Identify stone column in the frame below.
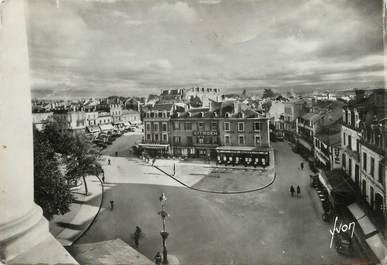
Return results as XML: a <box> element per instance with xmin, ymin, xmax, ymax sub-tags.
<box><xmin>0</xmin><ymin>0</ymin><xmax>50</xmax><ymax>261</ymax></box>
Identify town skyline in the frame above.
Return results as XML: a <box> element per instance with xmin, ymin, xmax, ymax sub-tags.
<box><xmin>27</xmin><ymin>0</ymin><xmax>384</xmax><ymax>99</ymax></box>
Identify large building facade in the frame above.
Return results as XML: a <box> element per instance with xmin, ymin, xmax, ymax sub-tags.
<box><xmin>140</xmin><ymin>102</ymin><xmax>271</xmax><ymax>166</ymax></box>
<box><xmin>341</xmin><ymin>90</ymin><xmax>387</xmax><ymax>228</ymax></box>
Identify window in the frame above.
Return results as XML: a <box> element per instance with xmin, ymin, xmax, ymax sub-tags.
<box><xmin>146</xmin><ymin>134</ymin><xmax>151</xmax><ymax>140</ymax></box>
<box><xmin>162</xmin><ymin>123</ymin><xmax>167</xmax><ymax>132</ymax></box>
<box><xmin>212</xmin><ymin>136</ymin><xmax>217</xmax><ymax>144</ymax></box>
<box><xmin>224</xmin><ymin>122</ymin><xmax>230</xmax><ymax>131</ymax></box>
<box><xmin>198</xmin><ymin>122</ymin><xmax>204</xmax><ymax>131</ymax></box>
<box><xmin>187</xmin><ymin>136</ymin><xmax>193</xmax><ymax>145</ymax></box>
<box><xmin>238</xmin><ymin>122</ymin><xmax>244</xmax><ymax>132</ymax></box>
<box><xmin>174</xmin><ymin>136</ymin><xmax>181</xmax><ymax>144</ymax></box>
<box><xmin>224</xmin><ymin>135</ymin><xmax>230</xmax><ymax>145</ymax></box>
<box><xmin>254</xmin><ymin>122</ymin><xmax>261</xmax><ymax>131</ymax></box>
<box><xmin>363</xmin><ymin>152</ymin><xmax>367</xmax><ymax>171</ymax></box>
<box><xmin>342</xmin><ymin>153</ymin><xmax>346</xmax><ymax>168</ymax></box>
<box><xmin>184</xmin><ymin>122</ymin><xmax>192</xmax><ymax>130</ymax></box>
<box><xmin>198</xmin><ymin>136</ymin><xmax>204</xmax><ymax>144</ymax></box>
<box><xmin>155</xmin><ymin>134</ymin><xmax>159</xmax><ymax>141</ymax></box>
<box><xmin>255</xmin><ymin>135</ymin><xmax>261</xmax><ymax>145</ymax></box>
<box><xmin>378</xmin><ymin>162</ymin><xmax>383</xmax><ymax>184</ymax></box>
<box><xmin>162</xmin><ymin>134</ymin><xmax>168</xmax><ymax>141</ymax></box>
<box><xmin>348</xmin><ymin>135</ymin><xmax>352</xmax><ymax>150</ymax></box>
<box><xmin>154</xmin><ymin>123</ymin><xmax>159</xmax><ymax>132</ymax></box>
<box><xmin>239</xmin><ymin>135</ymin><xmax>245</xmax><ymax>144</ymax></box>
<box><xmin>174</xmin><ymin>121</ymin><xmax>180</xmax><ymax>130</ymax></box>
<box><xmin>370</xmin><ymin>157</ymin><xmax>375</xmax><ymax>177</ymax></box>
<box><xmin>146</xmin><ymin>123</ymin><xmax>151</xmax><ymax>132</ymax></box>
<box><xmin>211</xmin><ymin>122</ymin><xmax>217</xmax><ymax>131</ymax></box>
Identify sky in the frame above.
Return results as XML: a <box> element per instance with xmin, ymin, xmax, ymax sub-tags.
<box><xmin>27</xmin><ymin>0</ymin><xmax>384</xmax><ymax>99</ymax></box>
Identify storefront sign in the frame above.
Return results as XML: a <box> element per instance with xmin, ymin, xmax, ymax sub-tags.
<box><xmin>193</xmin><ymin>131</ymin><xmax>218</xmax><ymax>136</ymax></box>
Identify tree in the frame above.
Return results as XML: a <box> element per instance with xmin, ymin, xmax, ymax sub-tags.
<box><xmin>262</xmin><ymin>100</ymin><xmax>272</xmax><ymax>113</ymax></box>
<box><xmin>33</xmin><ymin>129</ymin><xmax>73</xmax><ymax>220</ymax></box>
<box><xmin>262</xmin><ymin>88</ymin><xmax>276</xmax><ymax>99</ymax></box>
<box><xmin>65</xmin><ymin>135</ymin><xmax>103</xmax><ymax>196</ymax></box>
<box><xmin>242</xmin><ymin>89</ymin><xmax>247</xmax><ymax>98</ymax></box>
<box><xmin>190</xmin><ymin>96</ymin><xmax>203</xmax><ymax>108</ymax></box>
<box><xmin>42</xmin><ymin>123</ymin><xmax>102</xmax><ymax>196</ymax></box>
<box><xmin>42</xmin><ymin>121</ymin><xmax>77</xmax><ymax>156</ymax></box>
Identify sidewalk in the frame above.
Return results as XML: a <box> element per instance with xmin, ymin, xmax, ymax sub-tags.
<box><xmin>49</xmin><ymin>175</ymin><xmax>104</xmax><ymax>246</ymax></box>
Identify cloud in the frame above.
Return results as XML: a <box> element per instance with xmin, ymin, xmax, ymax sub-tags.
<box><xmin>149</xmin><ymin>2</ymin><xmax>198</xmax><ymax>24</ymax></box>
<box><xmin>27</xmin><ymin>0</ymin><xmax>383</xmax><ymax>98</ymax></box>
<box><xmin>198</xmin><ymin>0</ymin><xmax>222</xmax><ymax>4</ymax></box>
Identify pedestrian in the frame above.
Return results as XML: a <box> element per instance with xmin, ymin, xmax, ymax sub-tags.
<box><xmin>300</xmin><ymin>162</ymin><xmax>304</xmax><ymax>170</ymax></box>
<box><xmin>115</xmin><ymin>151</ymin><xmax>118</xmax><ymax>157</ymax></box>
<box><xmin>297</xmin><ymin>185</ymin><xmax>301</xmax><ymax>198</ymax></box>
<box><xmin>154</xmin><ymin>251</ymin><xmax>162</xmax><ymax>265</ymax></box>
<box><xmin>290</xmin><ymin>185</ymin><xmax>295</xmax><ymax>197</ymax></box>
<box><xmin>110</xmin><ymin>200</ymin><xmax>114</xmax><ymax>210</ymax></box>
<box><xmin>108</xmin><ymin>158</ymin><xmax>111</xmax><ymax>165</ymax></box>
<box><xmin>134</xmin><ymin>226</ymin><xmax>142</xmax><ymax>248</ymax></box>
<box><xmin>102</xmin><ymin>175</ymin><xmax>105</xmax><ymax>183</ymax></box>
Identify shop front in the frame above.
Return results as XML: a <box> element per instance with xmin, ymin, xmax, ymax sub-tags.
<box><xmin>216</xmin><ymin>146</ymin><xmax>270</xmax><ymax>167</ymax></box>
<box><xmin>137</xmin><ymin>143</ymin><xmax>169</xmax><ymax>158</ymax></box>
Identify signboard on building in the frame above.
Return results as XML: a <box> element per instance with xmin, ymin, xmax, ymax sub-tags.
<box><xmin>193</xmin><ymin>131</ymin><xmax>218</xmax><ymax>136</ymax></box>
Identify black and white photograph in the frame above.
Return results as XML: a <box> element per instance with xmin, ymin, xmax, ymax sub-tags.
<box><xmin>0</xmin><ymin>0</ymin><xmax>386</xmax><ymax>264</ymax></box>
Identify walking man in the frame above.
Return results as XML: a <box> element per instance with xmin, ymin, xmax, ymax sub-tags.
<box><xmin>134</xmin><ymin>226</ymin><xmax>142</xmax><ymax>248</ymax></box>
<box><xmin>300</xmin><ymin>162</ymin><xmax>304</xmax><ymax>170</ymax></box>
<box><xmin>290</xmin><ymin>185</ymin><xmax>295</xmax><ymax>197</ymax></box>
<box><xmin>102</xmin><ymin>175</ymin><xmax>105</xmax><ymax>183</ymax></box>
<box><xmin>297</xmin><ymin>185</ymin><xmax>301</xmax><ymax>198</ymax></box>
<box><xmin>154</xmin><ymin>251</ymin><xmax>162</xmax><ymax>265</ymax></box>
<box><xmin>110</xmin><ymin>200</ymin><xmax>114</xmax><ymax>210</ymax></box>
<box><xmin>108</xmin><ymin>158</ymin><xmax>111</xmax><ymax>165</ymax></box>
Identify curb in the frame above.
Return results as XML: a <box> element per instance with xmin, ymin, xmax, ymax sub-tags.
<box><xmin>153</xmin><ymin>150</ymin><xmax>277</xmax><ymax>195</ymax></box>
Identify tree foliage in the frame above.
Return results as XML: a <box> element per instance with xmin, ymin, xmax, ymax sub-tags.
<box><xmin>262</xmin><ymin>100</ymin><xmax>272</xmax><ymax>113</ymax></box>
<box><xmin>33</xmin><ymin>129</ymin><xmax>73</xmax><ymax>220</ymax></box>
<box><xmin>65</xmin><ymin>135</ymin><xmax>103</xmax><ymax>195</ymax></box>
<box><xmin>33</xmin><ymin>123</ymin><xmax>103</xmax><ymax>219</ymax></box>
<box><xmin>189</xmin><ymin>96</ymin><xmax>203</xmax><ymax>108</ymax></box>
<box><xmin>262</xmin><ymin>88</ymin><xmax>276</xmax><ymax>99</ymax></box>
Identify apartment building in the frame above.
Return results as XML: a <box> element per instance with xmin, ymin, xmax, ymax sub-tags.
<box><xmin>140</xmin><ymin>101</ymin><xmax>271</xmax><ymax>166</ymax></box>
<box><xmin>342</xmin><ymin>89</ymin><xmax>386</xmax><ymax>223</ymax></box>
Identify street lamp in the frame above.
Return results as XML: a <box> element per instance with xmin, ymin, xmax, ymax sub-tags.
<box><xmin>158</xmin><ymin>193</ymin><xmax>169</xmax><ymax>264</ymax></box>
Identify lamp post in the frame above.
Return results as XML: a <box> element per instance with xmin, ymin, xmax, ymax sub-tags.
<box><xmin>158</xmin><ymin>193</ymin><xmax>169</xmax><ymax>264</ymax></box>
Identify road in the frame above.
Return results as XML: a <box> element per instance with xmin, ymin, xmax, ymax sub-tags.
<box><xmin>73</xmin><ymin>134</ymin><xmax>357</xmax><ymax>264</ymax></box>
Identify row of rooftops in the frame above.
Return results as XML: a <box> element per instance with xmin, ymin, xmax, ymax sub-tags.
<box><xmin>144</xmin><ymin>101</ymin><xmax>267</xmax><ymax>120</ymax></box>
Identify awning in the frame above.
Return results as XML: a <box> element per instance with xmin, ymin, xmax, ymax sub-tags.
<box><xmin>347</xmin><ymin>203</ymin><xmax>366</xmax><ymax>220</ymax></box>
<box><xmin>87</xmin><ymin>126</ymin><xmax>100</xmax><ymax>133</ymax></box>
<box><xmin>99</xmin><ymin>124</ymin><xmax>114</xmax><ymax>131</ymax></box>
<box><xmin>366</xmin><ymin>234</ymin><xmax>387</xmax><ymax>264</ymax></box>
<box><xmin>138</xmin><ymin>143</ymin><xmax>169</xmax><ymax>150</ymax></box>
<box><xmin>298</xmin><ymin>138</ymin><xmax>312</xmax><ymax>151</ymax></box>
<box><xmin>358</xmin><ymin>216</ymin><xmax>377</xmax><ymax>235</ymax></box>
<box><xmin>318</xmin><ymin>172</ymin><xmax>333</xmax><ymax>195</ymax></box>
<box><xmin>216</xmin><ymin>146</ymin><xmax>270</xmax><ymax>154</ymax></box>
